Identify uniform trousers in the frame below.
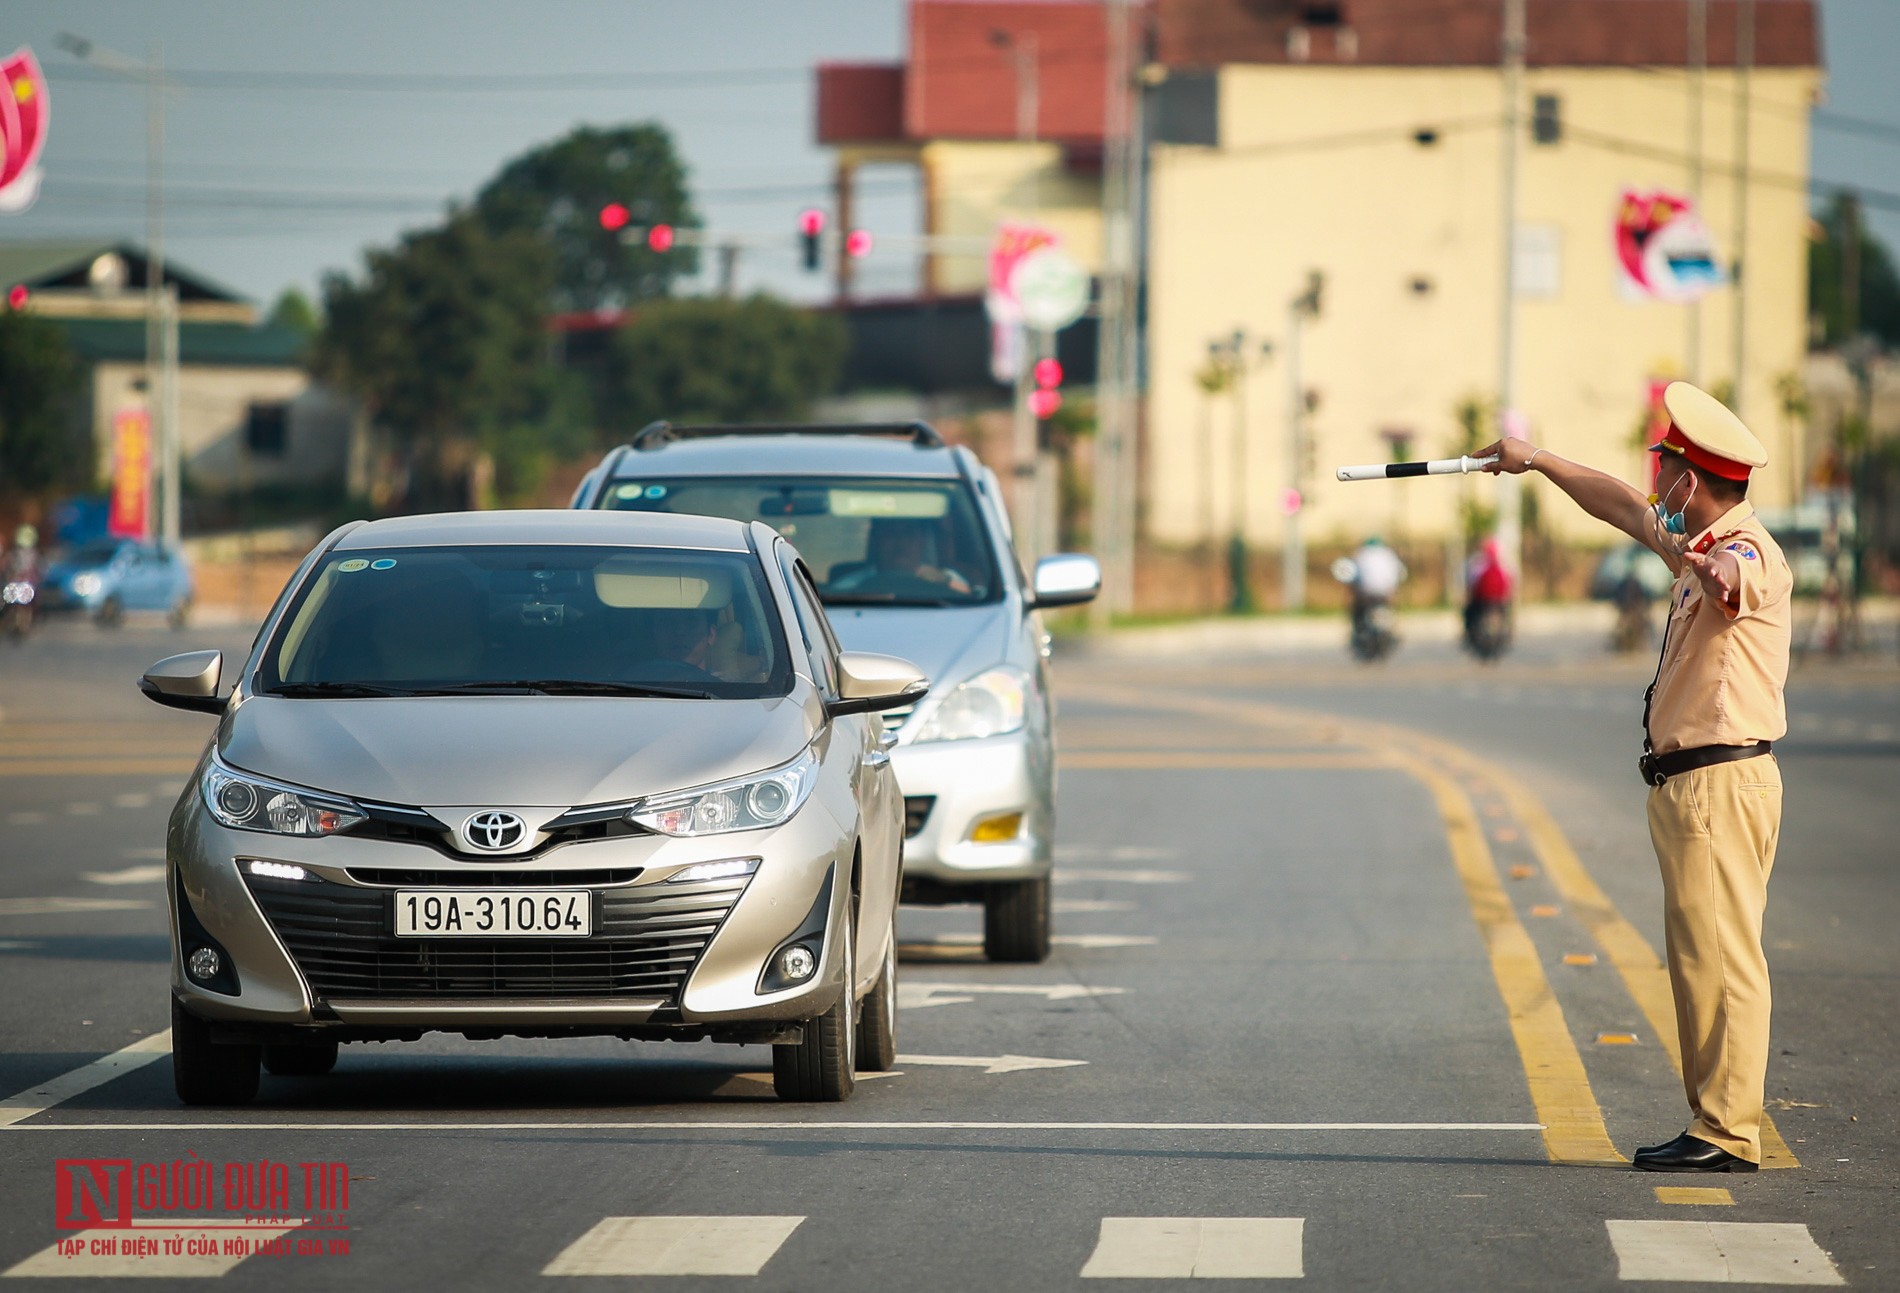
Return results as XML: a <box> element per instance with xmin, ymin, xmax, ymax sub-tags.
<box><xmin>1645</xmin><ymin>752</ymin><xmax>1783</xmax><ymax>1163</ymax></box>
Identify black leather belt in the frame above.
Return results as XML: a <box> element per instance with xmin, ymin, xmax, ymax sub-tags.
<box><xmin>1639</xmin><ymin>741</ymin><xmax>1772</xmax><ymax>787</ymax></box>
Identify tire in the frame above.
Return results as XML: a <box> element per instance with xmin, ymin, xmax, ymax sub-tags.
<box><xmin>262</xmin><ymin>1038</ymin><xmax>339</xmax><ymax>1077</ymax></box>
<box><xmin>95</xmin><ymin>597</ymin><xmax>123</xmax><ymax>629</ymax></box>
<box><xmin>854</xmin><ymin>918</ymin><xmax>898</xmax><ymax>1072</ymax></box>
<box><xmin>984</xmin><ymin>876</ymin><xmax>1051</xmax><ymax>963</ymax></box>
<box><xmin>171</xmin><ymin>997</ymin><xmax>260</xmax><ymax>1106</ymax></box>
<box><xmin>773</xmin><ymin>915</ymin><xmax>857</xmax><ymax>1102</ymax></box>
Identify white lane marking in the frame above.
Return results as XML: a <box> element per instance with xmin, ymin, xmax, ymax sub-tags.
<box><xmin>544</xmin><ymin>1216</ymin><xmax>803</xmax><ymax>1277</ymax></box>
<box><xmin>0</xmin><ymin>897</ymin><xmax>153</xmax><ymax>916</ymax></box>
<box><xmin>6</xmin><ymin>1120</ymin><xmax>1546</xmax><ymax>1133</ymax></box>
<box><xmin>924</xmin><ymin>932</ymin><xmax>1157</xmax><ymax>950</ymax></box>
<box><xmin>1055</xmin><ymin>845</ymin><xmax>1182</xmax><ymax>862</ymax></box>
<box><xmin>1606</xmin><ymin>1221</ymin><xmax>1844</xmax><ymax>1285</ymax></box>
<box><xmin>84</xmin><ymin>865</ymin><xmax>167</xmax><ymax>886</ymax></box>
<box><xmin>122</xmin><ymin>847</ymin><xmax>166</xmax><ymax>860</ymax></box>
<box><xmin>3</xmin><ymin>1220</ymin><xmax>307</xmax><ymax>1279</ymax></box>
<box><xmin>898</xmin><ymin>982</ymin><xmax>1127</xmax><ymax>1010</ymax></box>
<box><xmin>1055</xmin><ymin>868</ymin><xmax>1190</xmax><ymax>885</ymax></box>
<box><xmin>113</xmin><ymin>793</ymin><xmax>153</xmax><ymax>809</ymax></box>
<box><xmin>1081</xmin><ymin>1218</ymin><xmax>1305</xmax><ymax>1279</ymax></box>
<box><xmin>6</xmin><ymin>811</ymin><xmax>46</xmax><ymax>825</ymax></box>
<box><xmin>733</xmin><ymin>1070</ymin><xmax>904</xmax><ymax>1085</ymax></box>
<box><xmin>895</xmin><ymin>1053</ymin><xmax>1087</xmax><ymax>1074</ymax></box>
<box><xmin>0</xmin><ymin>1032</ymin><xmax>171</xmax><ymax>1128</ymax></box>
<box><xmin>66</xmin><ymin>802</ymin><xmax>102</xmax><ymax>816</ymax></box>
<box><xmin>1054</xmin><ymin>899</ymin><xmax>1138</xmax><ymax>914</ymax></box>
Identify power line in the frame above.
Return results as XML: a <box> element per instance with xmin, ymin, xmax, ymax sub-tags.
<box><xmin>1564</xmin><ymin>123</ymin><xmax>1900</xmax><ymax>213</ymax></box>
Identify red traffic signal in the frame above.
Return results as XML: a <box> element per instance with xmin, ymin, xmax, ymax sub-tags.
<box><xmin>5</xmin><ymin>284</ymin><xmax>26</xmax><ymax>310</ymax></box>
<box><xmin>798</xmin><ymin>208</ymin><xmax>826</xmax><ymax>237</ymax></box>
<box><xmin>647</xmin><ymin>224</ymin><xmax>676</xmax><ymax>253</ymax></box>
<box><xmin>1027</xmin><ymin>388</ymin><xmax>1062</xmax><ymax>420</ymax></box>
<box><xmin>844</xmin><ymin>229</ymin><xmax>873</xmax><ymax>258</ymax></box>
<box><xmin>599</xmin><ymin>203</ymin><xmax>631</xmax><ymax>231</ymax></box>
<box><xmin>1033</xmin><ymin>357</ymin><xmax>1062</xmax><ymax>389</ymax></box>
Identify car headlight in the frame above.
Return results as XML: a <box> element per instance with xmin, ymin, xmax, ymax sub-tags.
<box><xmin>913</xmin><ymin>667</ymin><xmax>1028</xmax><ymax>742</ymax></box>
<box><xmin>628</xmin><ymin>745</ymin><xmax>820</xmax><ymax>837</ymax></box>
<box><xmin>201</xmin><ymin>754</ymin><xmax>365</xmax><ymax>837</ymax></box>
<box><xmin>71</xmin><ymin>573</ymin><xmax>104</xmax><ymax>597</ymax></box>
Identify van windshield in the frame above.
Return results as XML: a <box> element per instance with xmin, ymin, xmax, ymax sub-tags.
<box><xmin>260</xmin><ymin>545</ymin><xmax>791</xmax><ymax>700</ymax></box>
<box><xmin>599</xmin><ymin>476</ymin><xmax>1001</xmax><ymax>607</ymax></box>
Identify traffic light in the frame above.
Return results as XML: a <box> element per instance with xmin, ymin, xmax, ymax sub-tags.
<box><xmin>5</xmin><ymin>284</ymin><xmax>26</xmax><ymax>310</ymax></box>
<box><xmin>799</xmin><ymin>209</ymin><xmax>826</xmax><ymax>272</ymax></box>
<box><xmin>646</xmin><ymin>224</ymin><xmax>675</xmax><ymax>253</ymax></box>
<box><xmin>598</xmin><ymin>203</ymin><xmax>630</xmax><ymax>231</ymax></box>
<box><xmin>1029</xmin><ymin>355</ymin><xmax>1063</xmax><ymax>420</ymax></box>
<box><xmin>1532</xmin><ymin>93</ymin><xmax>1562</xmax><ymax>145</ymax></box>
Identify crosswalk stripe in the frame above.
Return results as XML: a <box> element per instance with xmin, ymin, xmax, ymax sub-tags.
<box><xmin>2</xmin><ymin>1221</ymin><xmax>305</xmax><ymax>1278</ymax></box>
<box><xmin>543</xmin><ymin>1216</ymin><xmax>803</xmax><ymax>1277</ymax></box>
<box><xmin>1605</xmin><ymin>1221</ymin><xmax>1844</xmax><ymax>1285</ymax></box>
<box><xmin>1081</xmin><ymin>1218</ymin><xmax>1305</xmax><ymax>1280</ymax></box>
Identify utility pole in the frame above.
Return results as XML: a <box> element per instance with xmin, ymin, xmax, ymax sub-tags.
<box><xmin>994</xmin><ymin>27</ymin><xmax>1045</xmax><ymax>561</ymax></box>
<box><xmin>1495</xmin><ymin>0</ymin><xmax>1526</xmax><ymax>577</ymax></box>
<box><xmin>1686</xmin><ymin>0</ymin><xmax>1707</xmax><ymax>385</ymax></box>
<box><xmin>1285</xmin><ymin>275</ymin><xmax>1321</xmax><ymax>611</ymax></box>
<box><xmin>59</xmin><ymin>33</ymin><xmax>178</xmax><ymax>552</ymax></box>
<box><xmin>1730</xmin><ymin>0</ymin><xmax>1756</xmax><ymax>421</ymax></box>
<box><xmin>1091</xmin><ymin>0</ymin><xmax>1136</xmax><ymax>625</ymax></box>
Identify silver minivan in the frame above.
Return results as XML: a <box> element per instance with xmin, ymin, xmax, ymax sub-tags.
<box><xmin>572</xmin><ymin>423</ymin><xmax>1100</xmax><ymax>961</ymax></box>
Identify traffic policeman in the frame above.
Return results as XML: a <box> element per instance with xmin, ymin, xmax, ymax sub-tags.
<box><xmin>1480</xmin><ymin>381</ymin><xmax>1791</xmax><ymax>1173</ymax></box>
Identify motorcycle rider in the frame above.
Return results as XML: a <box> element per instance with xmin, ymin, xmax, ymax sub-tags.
<box><xmin>1348</xmin><ymin>535</ymin><xmax>1406</xmax><ymax>644</ymax></box>
<box><xmin>1463</xmin><ymin>536</ymin><xmax>1515</xmax><ymax>654</ymax></box>
<box><xmin>2</xmin><ymin>525</ymin><xmax>43</xmax><ymax>639</ymax></box>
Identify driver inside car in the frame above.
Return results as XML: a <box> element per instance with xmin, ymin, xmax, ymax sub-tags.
<box><xmin>830</xmin><ymin>518</ymin><xmax>971</xmax><ymax>596</ymax></box>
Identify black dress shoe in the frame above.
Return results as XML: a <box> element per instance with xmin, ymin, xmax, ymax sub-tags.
<box><xmin>1632</xmin><ymin>1133</ymin><xmax>1759</xmax><ymax>1173</ymax></box>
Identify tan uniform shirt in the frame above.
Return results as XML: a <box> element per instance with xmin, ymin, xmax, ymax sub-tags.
<box><xmin>1641</xmin><ymin>501</ymin><xmax>1793</xmax><ymax>754</ymax></box>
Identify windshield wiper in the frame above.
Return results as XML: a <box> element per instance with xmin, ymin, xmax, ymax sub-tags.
<box><xmin>417</xmin><ymin>679</ymin><xmax>717</xmax><ymax>700</ymax></box>
<box><xmin>266</xmin><ymin>682</ymin><xmax>420</xmax><ymax>698</ymax></box>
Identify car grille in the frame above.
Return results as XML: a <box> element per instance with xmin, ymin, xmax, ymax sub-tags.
<box><xmin>243</xmin><ymin>871</ymin><xmax>746</xmax><ymax>1002</ymax></box>
<box><xmin>903</xmin><ymin>796</ymin><xmax>935</xmax><ymax>839</ymax></box>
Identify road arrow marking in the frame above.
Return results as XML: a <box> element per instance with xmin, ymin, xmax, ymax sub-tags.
<box><xmin>83</xmin><ymin>864</ymin><xmax>166</xmax><ymax>886</ymax></box>
<box><xmin>898</xmin><ymin>982</ymin><xmax>1127</xmax><ymax>1010</ymax></box>
<box><xmin>0</xmin><ymin>897</ymin><xmax>153</xmax><ymax>916</ymax></box>
<box><xmin>895</xmin><ymin>1053</ymin><xmax>1087</xmax><ymax>1074</ymax></box>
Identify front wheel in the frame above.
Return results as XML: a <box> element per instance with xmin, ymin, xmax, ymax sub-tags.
<box><xmin>984</xmin><ymin>876</ymin><xmax>1051</xmax><ymax>963</ymax></box>
<box><xmin>773</xmin><ymin>916</ymin><xmax>857</xmax><ymax>1102</ymax></box>
<box><xmin>171</xmin><ymin>997</ymin><xmax>260</xmax><ymax>1106</ymax></box>
<box><xmin>855</xmin><ymin>918</ymin><xmax>898</xmax><ymax>1072</ymax></box>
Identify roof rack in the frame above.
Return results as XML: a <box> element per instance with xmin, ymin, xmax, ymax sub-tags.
<box><xmin>629</xmin><ymin>421</ymin><xmax>946</xmax><ymax>451</ymax></box>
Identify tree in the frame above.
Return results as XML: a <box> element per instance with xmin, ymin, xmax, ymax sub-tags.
<box><xmin>267</xmin><ymin>288</ymin><xmax>320</xmax><ymax>338</ymax></box>
<box><xmin>315</xmin><ymin>213</ymin><xmax>573</xmax><ymax>508</ymax></box>
<box><xmin>474</xmin><ymin>124</ymin><xmax>698</xmax><ymax>312</ymax></box>
<box><xmin>0</xmin><ymin>309</ymin><xmax>87</xmax><ymax>501</ymax></box>
<box><xmin>601</xmin><ymin>296</ymin><xmax>846</xmax><ymax>435</ymax></box>
<box><xmin>1809</xmin><ymin>193</ymin><xmax>1900</xmax><ymax>348</ymax></box>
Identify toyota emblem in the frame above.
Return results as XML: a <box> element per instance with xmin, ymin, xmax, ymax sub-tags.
<box><xmin>463</xmin><ymin>810</ymin><xmax>527</xmax><ymax>852</ymax></box>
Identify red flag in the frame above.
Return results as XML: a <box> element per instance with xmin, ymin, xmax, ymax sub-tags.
<box><xmin>0</xmin><ymin>47</ymin><xmax>50</xmax><ymax>211</ymax></box>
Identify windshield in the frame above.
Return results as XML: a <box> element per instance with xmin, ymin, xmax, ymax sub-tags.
<box><xmin>260</xmin><ymin>545</ymin><xmax>791</xmax><ymax>699</ymax></box>
<box><xmin>63</xmin><ymin>541</ymin><xmax>124</xmax><ymax>566</ymax></box>
<box><xmin>598</xmin><ymin>475</ymin><xmax>1001</xmax><ymax>606</ymax></box>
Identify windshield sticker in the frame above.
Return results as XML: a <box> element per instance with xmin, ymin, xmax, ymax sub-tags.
<box><xmin>370</xmin><ymin>559</ymin><xmax>398</xmax><ymax>570</ymax></box>
<box><xmin>337</xmin><ymin>559</ymin><xmax>369</xmax><ymax>572</ymax></box>
<box><xmin>646</xmin><ymin>485</ymin><xmax>668</xmax><ymax>499</ymax></box>
<box><xmin>613</xmin><ymin>483</ymin><xmax>644</xmax><ymax>500</ymax></box>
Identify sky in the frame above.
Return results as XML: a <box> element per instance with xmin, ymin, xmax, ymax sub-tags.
<box><xmin>4</xmin><ymin>0</ymin><xmax>1898</xmax><ymax>312</ymax></box>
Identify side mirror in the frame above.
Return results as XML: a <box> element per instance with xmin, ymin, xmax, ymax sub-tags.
<box><xmin>1029</xmin><ymin>553</ymin><xmax>1102</xmax><ymax>609</ymax></box>
<box><xmin>139</xmin><ymin>650</ymin><xmax>226</xmax><ymax>714</ymax></box>
<box><xmin>827</xmin><ymin>651</ymin><xmax>929</xmax><ymax>718</ymax></box>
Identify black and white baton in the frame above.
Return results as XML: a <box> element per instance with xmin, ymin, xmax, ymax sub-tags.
<box><xmin>1335</xmin><ymin>455</ymin><xmax>1498</xmax><ymax>482</ymax></box>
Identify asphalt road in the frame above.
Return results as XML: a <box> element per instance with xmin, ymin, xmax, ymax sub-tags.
<box><xmin>0</xmin><ymin>610</ymin><xmax>1894</xmax><ymax>1289</ymax></box>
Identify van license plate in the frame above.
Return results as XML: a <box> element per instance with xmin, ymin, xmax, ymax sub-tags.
<box><xmin>394</xmin><ymin>890</ymin><xmax>591</xmax><ymax>937</ymax></box>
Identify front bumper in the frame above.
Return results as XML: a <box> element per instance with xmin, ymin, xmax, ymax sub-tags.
<box><xmin>890</xmin><ymin>730</ymin><xmax>1051</xmax><ymax>889</ymax></box>
<box><xmin>168</xmin><ymin>790</ymin><xmax>855</xmax><ymax>1039</ymax></box>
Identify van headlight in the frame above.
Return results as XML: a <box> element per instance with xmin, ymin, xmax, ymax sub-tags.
<box><xmin>201</xmin><ymin>754</ymin><xmax>365</xmax><ymax>837</ymax></box>
<box><xmin>913</xmin><ymin>667</ymin><xmax>1028</xmax><ymax>742</ymax></box>
<box><xmin>71</xmin><ymin>572</ymin><xmax>104</xmax><ymax>598</ymax></box>
<box><xmin>629</xmin><ymin>745</ymin><xmax>819</xmax><ymax>837</ymax></box>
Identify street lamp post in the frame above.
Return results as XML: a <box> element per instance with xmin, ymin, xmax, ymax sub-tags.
<box><xmin>57</xmin><ymin>33</ymin><xmax>180</xmax><ymax>553</ymax></box>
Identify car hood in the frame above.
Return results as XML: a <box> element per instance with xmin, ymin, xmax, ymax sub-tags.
<box><xmin>820</xmin><ymin>603</ymin><xmax>1014</xmax><ymax>695</ymax></box>
<box><xmin>219</xmin><ymin>693</ymin><xmax>817</xmax><ymax>808</ymax></box>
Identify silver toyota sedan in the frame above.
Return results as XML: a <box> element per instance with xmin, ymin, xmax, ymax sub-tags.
<box><xmin>141</xmin><ymin>510</ymin><xmax>924</xmax><ymax>1105</ymax></box>
<box><xmin>571</xmin><ymin>424</ymin><xmax>1101</xmax><ymax>962</ymax></box>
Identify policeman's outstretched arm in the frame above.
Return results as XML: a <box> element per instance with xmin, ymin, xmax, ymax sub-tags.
<box><xmin>1476</xmin><ymin>439</ymin><xmax>1655</xmax><ymax>547</ymax></box>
